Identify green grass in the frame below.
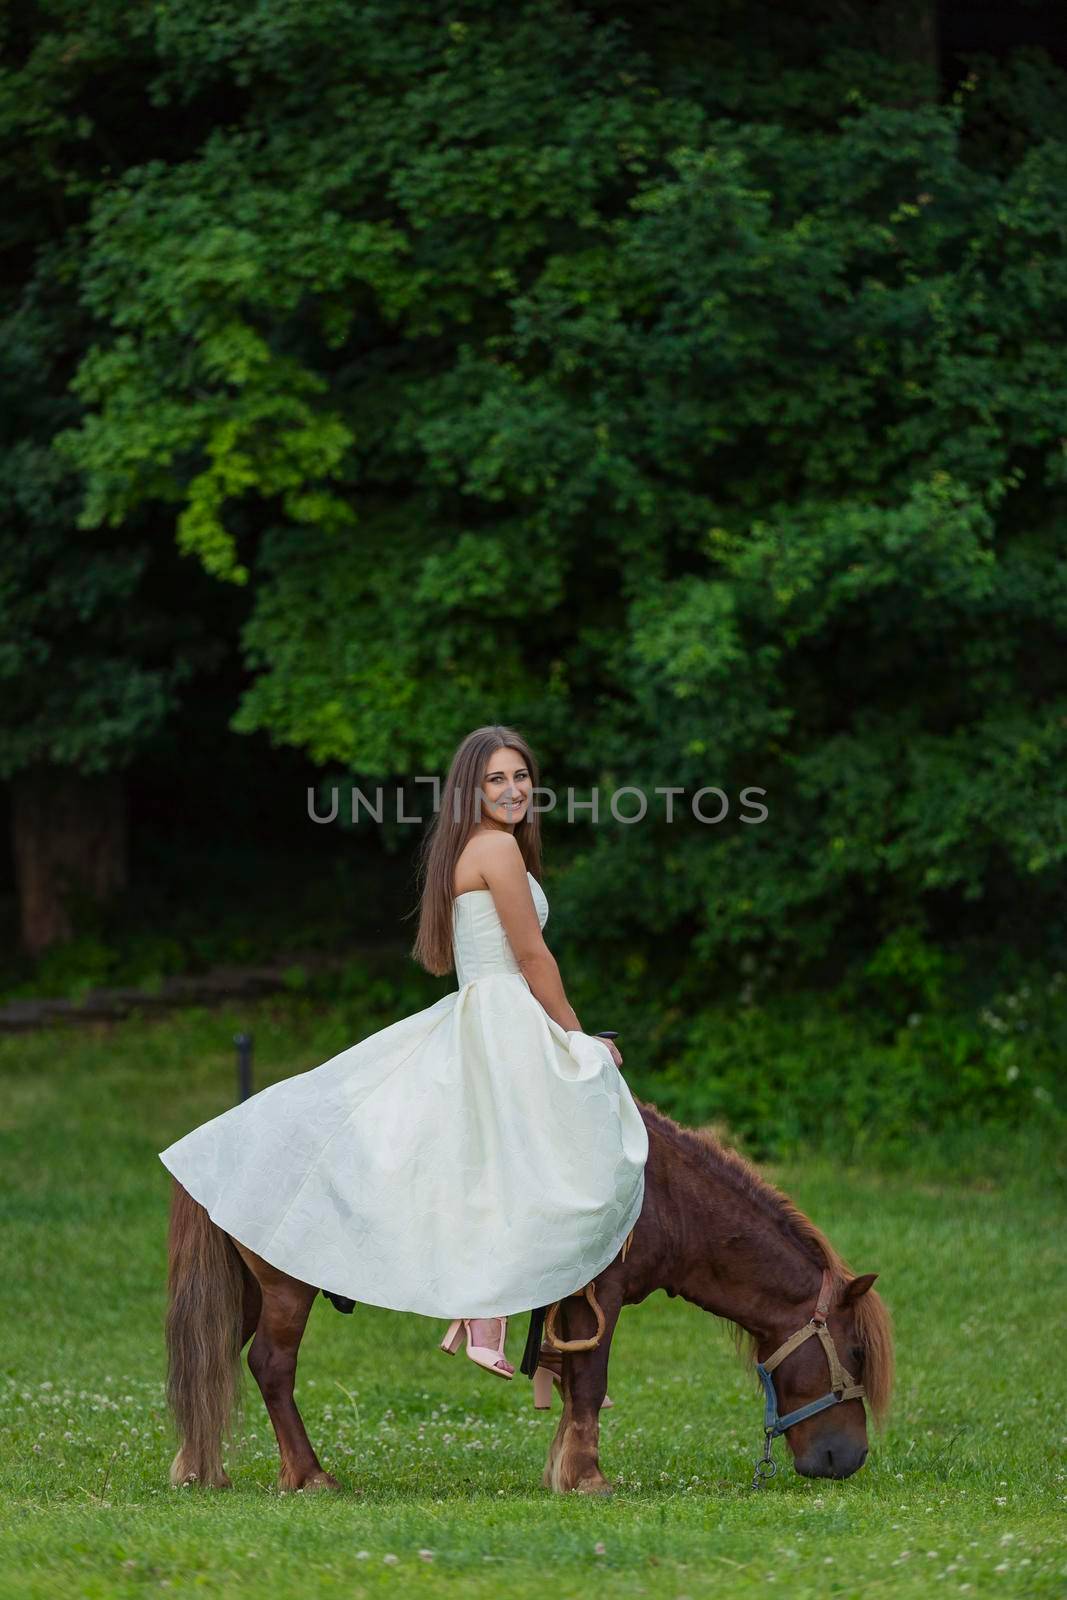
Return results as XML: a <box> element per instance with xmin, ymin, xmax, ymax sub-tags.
<box><xmin>1</xmin><ymin>998</ymin><xmax>1064</xmax><ymax>1598</ymax></box>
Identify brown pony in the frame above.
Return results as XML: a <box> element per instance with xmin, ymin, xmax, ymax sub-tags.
<box><xmin>164</xmin><ymin>1100</ymin><xmax>893</xmax><ymax>1494</ymax></box>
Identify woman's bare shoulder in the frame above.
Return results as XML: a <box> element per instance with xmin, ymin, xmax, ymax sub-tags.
<box><xmin>453</xmin><ymin>830</ymin><xmax>522</xmax><ymax>894</ymax></box>
<box><xmin>472</xmin><ymin>830</ymin><xmax>523</xmax><ymax>867</ymax></box>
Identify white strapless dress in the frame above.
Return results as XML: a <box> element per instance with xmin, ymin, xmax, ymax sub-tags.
<box><xmin>158</xmin><ymin>871</ymin><xmax>648</xmax><ymax>1318</ymax></box>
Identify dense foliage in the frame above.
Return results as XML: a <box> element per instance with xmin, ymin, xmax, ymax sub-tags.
<box><xmin>2</xmin><ymin>2</ymin><xmax>1066</xmax><ymax>1142</ymax></box>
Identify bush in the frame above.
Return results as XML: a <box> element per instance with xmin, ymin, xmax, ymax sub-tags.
<box><xmin>639</xmin><ymin>968</ymin><xmax>1066</xmax><ymax>1161</ymax></box>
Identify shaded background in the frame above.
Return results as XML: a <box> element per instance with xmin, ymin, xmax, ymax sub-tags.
<box><xmin>1</xmin><ymin>0</ymin><xmax>1065</xmax><ymax>1158</ymax></box>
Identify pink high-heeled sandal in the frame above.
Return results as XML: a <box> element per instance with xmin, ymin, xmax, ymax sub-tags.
<box><xmin>439</xmin><ymin>1316</ymin><xmax>514</xmax><ymax>1379</ymax></box>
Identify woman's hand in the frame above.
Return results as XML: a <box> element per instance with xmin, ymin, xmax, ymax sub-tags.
<box><xmin>567</xmin><ymin>1029</ymin><xmax>624</xmax><ymax>1068</ymax></box>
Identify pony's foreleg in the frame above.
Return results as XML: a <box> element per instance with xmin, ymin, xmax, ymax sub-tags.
<box><xmin>543</xmin><ymin>1287</ymin><xmax>621</xmax><ymax>1495</ymax></box>
<box><xmin>232</xmin><ymin>1243</ymin><xmax>340</xmax><ymax>1494</ymax></box>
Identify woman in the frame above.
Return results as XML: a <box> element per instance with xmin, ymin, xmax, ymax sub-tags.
<box><xmin>158</xmin><ymin>725</ymin><xmax>649</xmax><ymax>1384</ymax></box>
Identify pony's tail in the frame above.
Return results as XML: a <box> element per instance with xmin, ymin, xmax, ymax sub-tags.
<box><xmin>164</xmin><ymin>1178</ymin><xmax>246</xmax><ymax>1487</ymax></box>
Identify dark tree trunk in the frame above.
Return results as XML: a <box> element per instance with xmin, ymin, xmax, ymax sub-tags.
<box><xmin>11</xmin><ymin>765</ymin><xmax>128</xmax><ymax>956</ymax></box>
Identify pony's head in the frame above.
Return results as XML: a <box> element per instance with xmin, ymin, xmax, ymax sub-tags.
<box><xmin>755</xmin><ymin>1270</ymin><xmax>894</xmax><ymax>1480</ymax></box>
<box><xmin>637</xmin><ymin>1108</ymin><xmax>896</xmax><ymax>1484</ymax></box>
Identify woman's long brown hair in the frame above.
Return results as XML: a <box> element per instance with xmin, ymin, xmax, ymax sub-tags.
<box><xmin>409</xmin><ymin>725</ymin><xmax>543</xmax><ymax>976</ymax></box>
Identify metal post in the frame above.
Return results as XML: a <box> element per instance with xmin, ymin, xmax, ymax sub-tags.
<box><xmin>234</xmin><ymin>1031</ymin><xmax>253</xmax><ymax>1103</ymax></box>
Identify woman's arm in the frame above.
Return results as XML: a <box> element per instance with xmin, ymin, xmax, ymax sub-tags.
<box><xmin>517</xmin><ymin>948</ymin><xmax>583</xmax><ymax>1034</ymax></box>
<box><xmin>478</xmin><ymin>836</ymin><xmax>584</xmax><ymax>1033</ymax></box>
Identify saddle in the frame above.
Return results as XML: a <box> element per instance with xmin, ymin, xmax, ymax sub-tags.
<box><xmin>320</xmin><ymin>1226</ymin><xmax>636</xmax><ymax>1388</ymax></box>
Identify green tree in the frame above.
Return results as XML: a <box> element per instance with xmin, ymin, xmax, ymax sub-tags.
<box><xmin>16</xmin><ymin>0</ymin><xmax>1067</xmax><ymax>987</ymax></box>
<box><xmin>0</xmin><ymin>5</ymin><xmax>236</xmax><ymax>951</ymax></box>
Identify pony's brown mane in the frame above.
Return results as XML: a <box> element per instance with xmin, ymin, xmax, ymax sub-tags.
<box><xmin>641</xmin><ymin>1102</ymin><xmax>894</xmax><ymax>1424</ymax></box>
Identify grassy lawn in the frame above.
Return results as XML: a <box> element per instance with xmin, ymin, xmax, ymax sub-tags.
<box><xmin>1</xmin><ymin>999</ymin><xmax>1064</xmax><ymax>1598</ymax></box>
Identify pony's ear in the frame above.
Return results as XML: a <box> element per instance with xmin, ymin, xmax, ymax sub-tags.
<box><xmin>842</xmin><ymin>1272</ymin><xmax>879</xmax><ymax>1304</ymax></box>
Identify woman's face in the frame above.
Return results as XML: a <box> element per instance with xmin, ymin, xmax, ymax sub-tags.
<box><xmin>479</xmin><ymin>746</ymin><xmax>532</xmax><ymax>828</ymax></box>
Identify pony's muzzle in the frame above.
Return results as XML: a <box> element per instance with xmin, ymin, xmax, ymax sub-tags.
<box><xmin>792</xmin><ymin>1435</ymin><xmax>868</xmax><ymax>1480</ymax></box>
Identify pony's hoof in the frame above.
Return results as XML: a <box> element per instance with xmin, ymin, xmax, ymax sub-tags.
<box><xmin>304</xmin><ymin>1471</ymin><xmax>342</xmax><ymax>1493</ymax></box>
<box><xmin>575</xmin><ymin>1475</ymin><xmax>614</xmax><ymax>1496</ymax></box>
<box><xmin>169</xmin><ymin>1453</ymin><xmax>231</xmax><ymax>1489</ymax></box>
<box><xmin>279</xmin><ymin>1469</ymin><xmax>342</xmax><ymax>1494</ymax></box>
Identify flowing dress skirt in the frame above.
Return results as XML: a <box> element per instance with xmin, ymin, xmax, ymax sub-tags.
<box><xmin>159</xmin><ymin>972</ymin><xmax>649</xmax><ymax>1318</ymax></box>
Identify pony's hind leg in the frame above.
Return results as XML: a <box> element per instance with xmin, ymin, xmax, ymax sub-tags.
<box><xmin>239</xmin><ymin>1254</ymin><xmax>262</xmax><ymax>1348</ymax></box>
<box><xmin>232</xmin><ymin>1242</ymin><xmax>341</xmax><ymax>1494</ymax></box>
<box><xmin>165</xmin><ymin>1181</ymin><xmax>247</xmax><ymax>1489</ymax></box>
